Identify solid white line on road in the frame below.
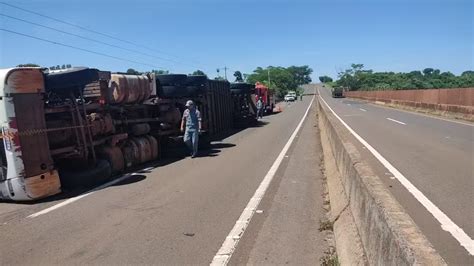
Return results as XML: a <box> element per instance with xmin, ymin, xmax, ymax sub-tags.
<box><xmin>318</xmin><ymin>92</ymin><xmax>474</xmax><ymax>255</ymax></box>
<box><xmin>360</xmin><ymin>98</ymin><xmax>474</xmax><ymax>127</ymax></box>
<box><xmin>27</xmin><ymin>172</ymin><xmax>140</xmax><ymax>218</ymax></box>
<box><xmin>211</xmin><ymin>95</ymin><xmax>315</xmax><ymax>266</ymax></box>
<box><xmin>386</xmin><ymin>117</ymin><xmax>406</xmax><ymax>125</ymax></box>
<box><xmin>359</xmin><ymin>108</ymin><xmax>367</xmax><ymax>112</ymax></box>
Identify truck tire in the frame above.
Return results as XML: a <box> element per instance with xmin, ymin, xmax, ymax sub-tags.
<box><xmin>158</xmin><ymin>85</ymin><xmax>188</xmax><ymax>98</ymax></box>
<box><xmin>97</xmin><ymin>146</ymin><xmax>125</xmax><ymax>174</ymax></box>
<box><xmin>59</xmin><ymin>159</ymin><xmax>112</xmax><ymax>188</ymax></box>
<box><xmin>186</xmin><ymin>75</ymin><xmax>207</xmax><ymax>86</ymax></box>
<box><xmin>230</xmin><ymin>83</ymin><xmax>254</xmax><ymax>94</ymax></box>
<box><xmin>186</xmin><ymin>86</ymin><xmax>203</xmax><ymax>96</ymax></box>
<box><xmin>131</xmin><ymin>123</ymin><xmax>151</xmax><ymax>136</ymax></box>
<box><xmin>156</xmin><ymin>74</ymin><xmax>187</xmax><ymax>86</ymax></box>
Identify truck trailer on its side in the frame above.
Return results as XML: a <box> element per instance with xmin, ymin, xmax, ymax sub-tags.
<box><xmin>0</xmin><ymin>67</ymin><xmax>238</xmax><ymax>201</ymax></box>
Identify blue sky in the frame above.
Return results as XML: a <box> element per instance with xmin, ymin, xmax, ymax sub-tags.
<box><xmin>0</xmin><ymin>0</ymin><xmax>472</xmax><ymax>80</ymax></box>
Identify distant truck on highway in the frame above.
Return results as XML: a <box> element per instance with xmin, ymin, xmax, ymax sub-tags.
<box><xmin>0</xmin><ymin>67</ymin><xmax>254</xmax><ymax>201</ymax></box>
<box><xmin>331</xmin><ymin>87</ymin><xmax>344</xmax><ymax>98</ymax></box>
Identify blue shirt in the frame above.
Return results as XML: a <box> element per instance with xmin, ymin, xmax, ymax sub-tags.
<box><xmin>182</xmin><ymin>108</ymin><xmax>201</xmax><ymax>132</ymax></box>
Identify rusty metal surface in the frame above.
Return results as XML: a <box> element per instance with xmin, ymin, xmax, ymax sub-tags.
<box><xmin>89</xmin><ymin>113</ymin><xmax>115</xmax><ymax>136</ymax></box>
<box><xmin>122</xmin><ymin>140</ymin><xmax>140</xmax><ymax>168</ymax></box>
<box><xmin>12</xmin><ymin>94</ymin><xmax>54</xmax><ymax>178</ymax></box>
<box><xmin>131</xmin><ymin>137</ymin><xmax>152</xmax><ymax>164</ymax></box>
<box><xmin>4</xmin><ymin>68</ymin><xmax>45</xmax><ymax>94</ymax></box>
<box><xmin>145</xmin><ymin>135</ymin><xmax>158</xmax><ymax>160</ymax></box>
<box><xmin>98</xmin><ymin>146</ymin><xmax>124</xmax><ymax>174</ymax></box>
<box><xmin>24</xmin><ymin>170</ymin><xmax>61</xmax><ymax>199</ymax></box>
<box><xmin>108</xmin><ymin>74</ymin><xmax>152</xmax><ymax>104</ymax></box>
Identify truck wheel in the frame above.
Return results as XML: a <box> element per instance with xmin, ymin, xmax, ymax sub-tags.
<box><xmin>186</xmin><ymin>75</ymin><xmax>208</xmax><ymax>86</ymax></box>
<box><xmin>156</xmin><ymin>74</ymin><xmax>187</xmax><ymax>86</ymax></box>
<box><xmin>59</xmin><ymin>159</ymin><xmax>112</xmax><ymax>188</ymax></box>
<box><xmin>158</xmin><ymin>85</ymin><xmax>188</xmax><ymax>98</ymax></box>
<box><xmin>230</xmin><ymin>83</ymin><xmax>254</xmax><ymax>94</ymax></box>
<box><xmin>186</xmin><ymin>86</ymin><xmax>204</xmax><ymax>96</ymax></box>
<box><xmin>97</xmin><ymin>146</ymin><xmax>125</xmax><ymax>174</ymax></box>
<box><xmin>131</xmin><ymin>123</ymin><xmax>151</xmax><ymax>136</ymax></box>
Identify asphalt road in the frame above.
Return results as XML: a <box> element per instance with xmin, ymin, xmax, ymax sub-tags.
<box><xmin>0</xmin><ymin>91</ymin><xmax>329</xmax><ymax>265</ymax></box>
<box><xmin>318</xmin><ymin>86</ymin><xmax>473</xmax><ymax>265</ymax></box>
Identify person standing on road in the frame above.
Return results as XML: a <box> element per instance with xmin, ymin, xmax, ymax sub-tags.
<box><xmin>256</xmin><ymin>96</ymin><xmax>264</xmax><ymax>119</ymax></box>
<box><xmin>181</xmin><ymin>100</ymin><xmax>201</xmax><ymax>158</ymax></box>
<box><xmin>300</xmin><ymin>94</ymin><xmax>303</xmax><ymax>101</ymax></box>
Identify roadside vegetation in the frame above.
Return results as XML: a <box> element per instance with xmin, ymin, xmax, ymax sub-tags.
<box><xmin>245</xmin><ymin>65</ymin><xmax>313</xmax><ymax>98</ymax></box>
<box><xmin>320</xmin><ymin>64</ymin><xmax>474</xmax><ymax>91</ymax></box>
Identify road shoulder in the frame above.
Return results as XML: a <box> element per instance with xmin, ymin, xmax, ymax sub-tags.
<box><xmin>230</xmin><ymin>104</ymin><xmax>334</xmax><ymax>265</ymax></box>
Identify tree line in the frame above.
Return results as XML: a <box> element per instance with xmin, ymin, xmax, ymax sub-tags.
<box><xmin>320</xmin><ymin>64</ymin><xmax>474</xmax><ymax>91</ymax></box>
<box><xmin>245</xmin><ymin>65</ymin><xmax>313</xmax><ymax>97</ymax></box>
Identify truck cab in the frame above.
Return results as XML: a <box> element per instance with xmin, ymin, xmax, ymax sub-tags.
<box><xmin>0</xmin><ymin>68</ymin><xmax>61</xmax><ymax>200</ymax></box>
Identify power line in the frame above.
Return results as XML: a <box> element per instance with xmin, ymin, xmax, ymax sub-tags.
<box><xmin>0</xmin><ymin>28</ymin><xmax>166</xmax><ymax>70</ymax></box>
<box><xmin>0</xmin><ymin>2</ymin><xmax>203</xmax><ymax>66</ymax></box>
<box><xmin>0</xmin><ymin>13</ymin><xmax>196</xmax><ymax>68</ymax></box>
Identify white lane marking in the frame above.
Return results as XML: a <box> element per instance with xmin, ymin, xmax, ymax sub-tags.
<box><xmin>28</xmin><ymin>172</ymin><xmax>140</xmax><ymax>218</ymax></box>
<box><xmin>211</xmin><ymin>95</ymin><xmax>315</xmax><ymax>265</ymax></box>
<box><xmin>359</xmin><ymin>108</ymin><xmax>367</xmax><ymax>112</ymax></box>
<box><xmin>318</xmin><ymin>92</ymin><xmax>474</xmax><ymax>255</ymax></box>
<box><xmin>347</xmin><ymin>103</ymin><xmax>351</xmax><ymax>106</ymax></box>
<box><xmin>386</xmin><ymin>118</ymin><xmax>407</xmax><ymax>125</ymax></box>
<box><xmin>359</xmin><ymin>98</ymin><xmax>474</xmax><ymax>127</ymax></box>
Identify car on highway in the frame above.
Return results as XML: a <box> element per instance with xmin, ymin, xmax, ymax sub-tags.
<box><xmin>284</xmin><ymin>94</ymin><xmax>296</xmax><ymax>101</ymax></box>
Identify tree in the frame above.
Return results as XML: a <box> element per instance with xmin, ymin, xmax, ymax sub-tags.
<box><xmin>334</xmin><ymin>64</ymin><xmax>474</xmax><ymax>90</ymax></box>
<box><xmin>17</xmin><ymin>63</ymin><xmax>40</xmax><ymax>67</ymax></box>
<box><xmin>126</xmin><ymin>68</ymin><xmax>141</xmax><ymax>75</ymax></box>
<box><xmin>151</xmin><ymin>69</ymin><xmax>169</xmax><ymax>75</ymax></box>
<box><xmin>233</xmin><ymin>71</ymin><xmax>244</xmax><ymax>82</ymax></box>
<box><xmin>245</xmin><ymin>65</ymin><xmax>313</xmax><ymax>98</ymax></box>
<box><xmin>287</xmin><ymin>65</ymin><xmax>312</xmax><ymax>86</ymax></box>
<box><xmin>423</xmin><ymin>68</ymin><xmax>434</xmax><ymax>76</ymax></box>
<box><xmin>66</xmin><ymin>64</ymin><xmax>72</xmax><ymax>68</ymax></box>
<box><xmin>191</xmin><ymin>70</ymin><xmax>206</xmax><ymax>76</ymax></box>
<box><xmin>319</xmin><ymin>76</ymin><xmax>333</xmax><ymax>83</ymax></box>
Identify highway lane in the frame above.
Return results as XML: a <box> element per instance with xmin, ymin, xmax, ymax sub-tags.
<box><xmin>319</xmin><ymin>86</ymin><xmax>474</xmax><ymax>264</ymax></box>
<box><xmin>0</xmin><ymin>92</ymin><xmax>325</xmax><ymax>264</ymax></box>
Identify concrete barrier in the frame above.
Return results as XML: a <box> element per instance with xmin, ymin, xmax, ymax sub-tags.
<box><xmin>317</xmin><ymin>98</ymin><xmax>446</xmax><ymax>265</ymax></box>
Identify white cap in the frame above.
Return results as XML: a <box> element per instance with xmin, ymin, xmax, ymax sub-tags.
<box><xmin>185</xmin><ymin>100</ymin><xmax>194</xmax><ymax>107</ymax></box>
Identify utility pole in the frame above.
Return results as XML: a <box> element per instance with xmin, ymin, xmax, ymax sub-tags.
<box><xmin>267</xmin><ymin>68</ymin><xmax>271</xmax><ymax>89</ymax></box>
<box><xmin>217</xmin><ymin>67</ymin><xmax>228</xmax><ymax>80</ymax></box>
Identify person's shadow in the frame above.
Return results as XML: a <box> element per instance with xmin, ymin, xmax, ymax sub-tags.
<box><xmin>195</xmin><ymin>143</ymin><xmax>236</xmax><ymax>158</ymax></box>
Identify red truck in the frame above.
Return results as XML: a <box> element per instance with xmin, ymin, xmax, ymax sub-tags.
<box><xmin>254</xmin><ymin>82</ymin><xmax>275</xmax><ymax>115</ymax></box>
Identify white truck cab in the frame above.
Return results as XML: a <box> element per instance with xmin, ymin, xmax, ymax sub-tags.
<box><xmin>0</xmin><ymin>68</ymin><xmax>61</xmax><ymax>201</ymax></box>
